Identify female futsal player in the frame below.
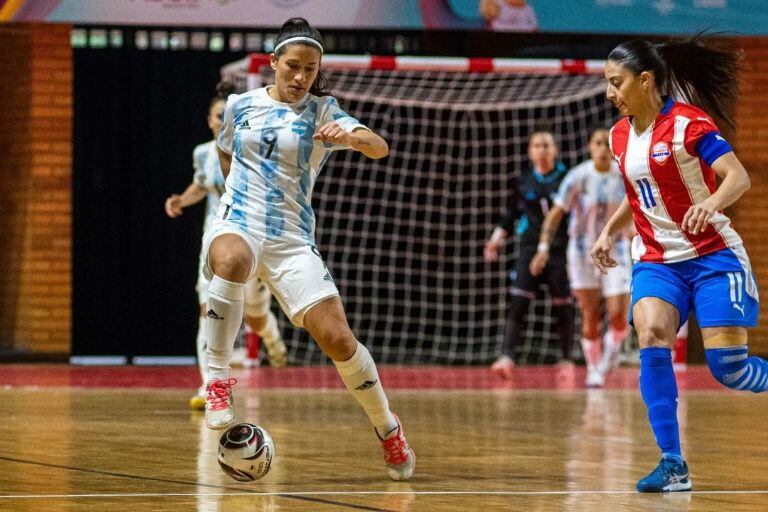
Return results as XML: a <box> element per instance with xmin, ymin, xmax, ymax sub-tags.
<box><xmin>485</xmin><ymin>126</ymin><xmax>575</xmax><ymax>378</ymax></box>
<box><xmin>591</xmin><ymin>36</ymin><xmax>767</xmax><ymax>492</ymax></box>
<box><xmin>530</xmin><ymin>127</ymin><xmax>631</xmax><ymax>387</ymax></box>
<box><xmin>164</xmin><ymin>83</ymin><xmax>287</xmax><ymax>410</ymax></box>
<box><xmin>198</xmin><ymin>18</ymin><xmax>414</xmax><ymax>481</ymax></box>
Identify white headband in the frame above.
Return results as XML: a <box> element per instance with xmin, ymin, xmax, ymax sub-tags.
<box><xmin>274</xmin><ymin>36</ymin><xmax>324</xmax><ymax>54</ymax></box>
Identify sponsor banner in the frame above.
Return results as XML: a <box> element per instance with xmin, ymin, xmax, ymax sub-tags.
<box><xmin>1</xmin><ymin>0</ymin><xmax>425</xmax><ymax>28</ymax></box>
<box><xmin>2</xmin><ymin>0</ymin><xmax>767</xmax><ymax>35</ymax></box>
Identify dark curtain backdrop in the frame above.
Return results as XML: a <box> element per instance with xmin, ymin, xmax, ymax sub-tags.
<box><xmin>73</xmin><ymin>48</ymin><xmax>245</xmax><ymax>357</ymax></box>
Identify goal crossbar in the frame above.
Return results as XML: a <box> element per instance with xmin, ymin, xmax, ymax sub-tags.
<box><xmin>223</xmin><ymin>54</ymin><xmax>606</xmax><ymax>90</ymax></box>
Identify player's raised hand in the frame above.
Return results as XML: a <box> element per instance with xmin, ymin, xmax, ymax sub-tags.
<box><xmin>590</xmin><ymin>231</ymin><xmax>616</xmax><ymax>275</ymax></box>
<box><xmin>165</xmin><ymin>194</ymin><xmax>184</xmax><ymax>218</ymax></box>
<box><xmin>313</xmin><ymin>121</ymin><xmax>351</xmax><ymax>145</ymax></box>
<box><xmin>681</xmin><ymin>198</ymin><xmax>716</xmax><ymax>235</ymax></box>
<box><xmin>529</xmin><ymin>251</ymin><xmax>549</xmax><ymax>276</ymax></box>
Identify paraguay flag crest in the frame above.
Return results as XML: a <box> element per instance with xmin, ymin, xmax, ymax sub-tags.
<box><xmin>651</xmin><ymin>141</ymin><xmax>671</xmax><ymax>164</ymax></box>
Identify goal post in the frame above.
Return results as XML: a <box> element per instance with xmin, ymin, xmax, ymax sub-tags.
<box><xmin>221</xmin><ymin>54</ymin><xmax>615</xmax><ymax>365</ymax></box>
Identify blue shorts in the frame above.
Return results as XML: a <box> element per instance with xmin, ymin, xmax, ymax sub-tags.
<box><xmin>630</xmin><ymin>246</ymin><xmax>760</xmax><ymax>329</ymax></box>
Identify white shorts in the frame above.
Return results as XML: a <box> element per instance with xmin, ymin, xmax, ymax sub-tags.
<box><xmin>567</xmin><ymin>243</ymin><xmax>631</xmax><ymax>297</ymax></box>
<box><xmin>201</xmin><ymin>218</ymin><xmax>339</xmax><ymax>328</ymax></box>
<box><xmin>195</xmin><ymin>249</ymin><xmax>210</xmax><ymax>304</ymax></box>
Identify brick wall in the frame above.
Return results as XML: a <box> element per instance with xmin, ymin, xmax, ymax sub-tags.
<box><xmin>0</xmin><ymin>24</ymin><xmax>72</xmax><ymax>355</ymax></box>
<box><xmin>731</xmin><ymin>38</ymin><xmax>768</xmax><ymax>355</ymax></box>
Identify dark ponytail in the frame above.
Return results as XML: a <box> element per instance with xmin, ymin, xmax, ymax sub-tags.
<box><xmin>608</xmin><ymin>34</ymin><xmax>742</xmax><ymax>128</ymax></box>
<box><xmin>658</xmin><ymin>36</ymin><xmax>741</xmax><ymax>128</ymax></box>
<box><xmin>273</xmin><ymin>17</ymin><xmax>331</xmax><ymax>97</ymax></box>
<box><xmin>210</xmin><ymin>80</ymin><xmax>236</xmax><ymax>110</ymax></box>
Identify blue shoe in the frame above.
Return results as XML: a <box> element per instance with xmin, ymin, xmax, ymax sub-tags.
<box><xmin>637</xmin><ymin>458</ymin><xmax>692</xmax><ymax>492</ymax></box>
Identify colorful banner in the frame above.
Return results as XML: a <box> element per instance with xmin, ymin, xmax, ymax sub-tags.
<box><xmin>0</xmin><ymin>0</ymin><xmax>426</xmax><ymax>28</ymax></box>
<box><xmin>2</xmin><ymin>0</ymin><xmax>767</xmax><ymax>35</ymax></box>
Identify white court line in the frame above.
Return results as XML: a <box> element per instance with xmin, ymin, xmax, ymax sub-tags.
<box><xmin>2</xmin><ymin>490</ymin><xmax>768</xmax><ymax>499</ymax></box>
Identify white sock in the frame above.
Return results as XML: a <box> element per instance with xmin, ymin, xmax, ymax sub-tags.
<box><xmin>581</xmin><ymin>337</ymin><xmax>602</xmax><ymax>371</ymax></box>
<box><xmin>608</xmin><ymin>326</ymin><xmax>629</xmax><ymax>347</ymax></box>
<box><xmin>206</xmin><ymin>276</ymin><xmax>244</xmax><ymax>381</ymax></box>
<box><xmin>196</xmin><ymin>316</ymin><xmax>208</xmax><ymax>384</ymax></box>
<box><xmin>333</xmin><ymin>342</ymin><xmax>397</xmax><ymax>436</ymax></box>
<box><xmin>257</xmin><ymin>310</ymin><xmax>281</xmax><ymax>347</ymax></box>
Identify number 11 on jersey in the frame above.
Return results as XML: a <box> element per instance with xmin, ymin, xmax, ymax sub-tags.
<box><xmin>636</xmin><ymin>178</ymin><xmax>656</xmax><ymax>209</ymax></box>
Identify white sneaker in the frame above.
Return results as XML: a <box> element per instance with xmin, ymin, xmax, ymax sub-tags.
<box><xmin>264</xmin><ymin>336</ymin><xmax>288</xmax><ymax>368</ymax></box>
<box><xmin>600</xmin><ymin>344</ymin><xmax>622</xmax><ymax>374</ymax></box>
<box><xmin>204</xmin><ymin>378</ymin><xmax>237</xmax><ymax>430</ymax></box>
<box><xmin>586</xmin><ymin>367</ymin><xmax>605</xmax><ymax>388</ymax></box>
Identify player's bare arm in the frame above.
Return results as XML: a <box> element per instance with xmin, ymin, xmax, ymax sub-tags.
<box><xmin>164</xmin><ymin>183</ymin><xmax>208</xmax><ymax>218</ymax></box>
<box><xmin>682</xmin><ymin>152</ymin><xmax>750</xmax><ymax>235</ymax></box>
<box><xmin>530</xmin><ymin>204</ymin><xmax>565</xmax><ymax>276</ymax></box>
<box><xmin>313</xmin><ymin>123</ymin><xmax>389</xmax><ymax>159</ymax></box>
<box><xmin>591</xmin><ymin>197</ymin><xmax>632</xmax><ymax>274</ymax></box>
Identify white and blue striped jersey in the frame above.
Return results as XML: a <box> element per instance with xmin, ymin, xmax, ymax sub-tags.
<box><xmin>192</xmin><ymin>140</ymin><xmax>225</xmax><ymax>232</ymax></box>
<box><xmin>554</xmin><ymin>159</ymin><xmax>629</xmax><ymax>258</ymax></box>
<box><xmin>217</xmin><ymin>86</ymin><xmax>368</xmax><ymax>243</ymax></box>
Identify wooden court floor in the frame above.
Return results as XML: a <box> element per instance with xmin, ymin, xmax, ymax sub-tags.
<box><xmin>0</xmin><ymin>365</ymin><xmax>767</xmax><ymax>511</ymax></box>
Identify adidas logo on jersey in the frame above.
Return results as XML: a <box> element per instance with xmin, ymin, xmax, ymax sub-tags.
<box><xmin>207</xmin><ymin>309</ymin><xmax>224</xmax><ymax>320</ymax></box>
<box><xmin>323</xmin><ymin>272</ymin><xmax>333</xmax><ymax>282</ymax></box>
<box><xmin>236</xmin><ymin>119</ymin><xmax>251</xmax><ymax>131</ymax></box>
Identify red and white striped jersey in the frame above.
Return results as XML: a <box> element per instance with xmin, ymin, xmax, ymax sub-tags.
<box><xmin>610</xmin><ymin>97</ymin><xmax>740</xmax><ymax>263</ymax></box>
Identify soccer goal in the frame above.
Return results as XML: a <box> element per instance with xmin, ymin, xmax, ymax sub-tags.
<box><xmin>221</xmin><ymin>54</ymin><xmax>617</xmax><ymax>365</ymax></box>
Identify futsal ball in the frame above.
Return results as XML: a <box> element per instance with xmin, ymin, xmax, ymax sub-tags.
<box><xmin>217</xmin><ymin>423</ymin><xmax>275</xmax><ymax>482</ymax></box>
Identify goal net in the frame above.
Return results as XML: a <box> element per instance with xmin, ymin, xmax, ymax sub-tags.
<box><xmin>221</xmin><ymin>55</ymin><xmax>617</xmax><ymax>365</ymax></box>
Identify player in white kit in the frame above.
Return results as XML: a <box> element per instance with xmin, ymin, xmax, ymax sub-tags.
<box><xmin>199</xmin><ymin>18</ymin><xmax>414</xmax><ymax>481</ymax></box>
<box><xmin>530</xmin><ymin>127</ymin><xmax>631</xmax><ymax>387</ymax></box>
<box><xmin>164</xmin><ymin>83</ymin><xmax>287</xmax><ymax>411</ymax></box>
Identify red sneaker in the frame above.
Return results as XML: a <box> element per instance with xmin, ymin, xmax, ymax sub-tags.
<box><xmin>490</xmin><ymin>355</ymin><xmax>515</xmax><ymax>380</ymax></box>
<box><xmin>376</xmin><ymin>414</ymin><xmax>415</xmax><ymax>481</ymax></box>
<box><xmin>204</xmin><ymin>377</ymin><xmax>237</xmax><ymax>430</ymax></box>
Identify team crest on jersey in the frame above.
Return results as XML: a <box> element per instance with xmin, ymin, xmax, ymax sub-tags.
<box><xmin>651</xmin><ymin>142</ymin><xmax>671</xmax><ymax>164</ymax></box>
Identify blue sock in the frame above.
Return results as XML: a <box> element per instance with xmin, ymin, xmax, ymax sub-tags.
<box><xmin>639</xmin><ymin>347</ymin><xmax>682</xmax><ymax>462</ymax></box>
<box><xmin>705</xmin><ymin>345</ymin><xmax>768</xmax><ymax>393</ymax></box>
